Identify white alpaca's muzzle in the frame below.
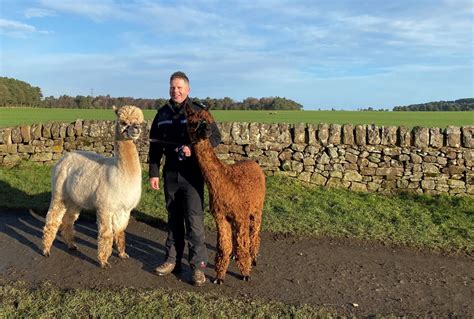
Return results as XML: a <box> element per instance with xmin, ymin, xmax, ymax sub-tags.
<box><xmin>121</xmin><ymin>124</ymin><xmax>142</xmax><ymax>140</ymax></box>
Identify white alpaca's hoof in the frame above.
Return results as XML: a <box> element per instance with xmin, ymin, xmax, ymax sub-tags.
<box><xmin>43</xmin><ymin>250</ymin><xmax>50</xmax><ymax>257</ymax></box>
<box><xmin>119</xmin><ymin>252</ymin><xmax>129</xmax><ymax>259</ymax></box>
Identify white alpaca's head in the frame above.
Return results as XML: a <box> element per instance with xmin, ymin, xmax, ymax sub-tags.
<box><xmin>113</xmin><ymin>105</ymin><xmax>144</xmax><ymax>141</ymax></box>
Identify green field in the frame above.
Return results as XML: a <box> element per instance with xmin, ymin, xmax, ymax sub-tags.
<box><xmin>1</xmin><ymin>107</ymin><xmax>472</xmax><ymax>128</ymax></box>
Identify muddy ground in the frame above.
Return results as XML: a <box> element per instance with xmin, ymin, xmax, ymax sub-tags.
<box><xmin>0</xmin><ymin>208</ymin><xmax>472</xmax><ymax>317</ymax></box>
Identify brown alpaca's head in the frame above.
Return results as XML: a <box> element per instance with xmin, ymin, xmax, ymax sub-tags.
<box><xmin>184</xmin><ymin>103</ymin><xmax>214</xmax><ymax>143</ymax></box>
<box><xmin>113</xmin><ymin>105</ymin><xmax>144</xmax><ymax>141</ymax></box>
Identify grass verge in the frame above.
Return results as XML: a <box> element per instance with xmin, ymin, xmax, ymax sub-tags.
<box><xmin>0</xmin><ymin>281</ymin><xmax>335</xmax><ymax>318</ymax></box>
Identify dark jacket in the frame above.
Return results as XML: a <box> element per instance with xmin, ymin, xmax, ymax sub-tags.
<box><xmin>148</xmin><ymin>98</ymin><xmax>221</xmax><ymax>178</ymax></box>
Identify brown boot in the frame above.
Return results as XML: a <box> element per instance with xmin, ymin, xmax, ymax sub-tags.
<box><xmin>192</xmin><ymin>268</ymin><xmax>206</xmax><ymax>286</ymax></box>
<box><xmin>155</xmin><ymin>262</ymin><xmax>177</xmax><ymax>276</ymax></box>
<box><xmin>191</xmin><ymin>262</ymin><xmax>207</xmax><ymax>286</ymax></box>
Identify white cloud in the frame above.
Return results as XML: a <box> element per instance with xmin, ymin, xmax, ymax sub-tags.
<box><xmin>38</xmin><ymin>0</ymin><xmax>126</xmax><ymax>22</ymax></box>
<box><xmin>329</xmin><ymin>5</ymin><xmax>473</xmax><ymax>52</ymax></box>
<box><xmin>0</xmin><ymin>18</ymin><xmax>53</xmax><ymax>37</ymax></box>
<box><xmin>0</xmin><ymin>18</ymin><xmax>36</xmax><ymax>37</ymax></box>
<box><xmin>25</xmin><ymin>8</ymin><xmax>56</xmax><ymax>18</ymax></box>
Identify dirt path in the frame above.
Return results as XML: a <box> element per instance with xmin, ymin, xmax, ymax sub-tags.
<box><xmin>0</xmin><ymin>208</ymin><xmax>472</xmax><ymax>317</ymax></box>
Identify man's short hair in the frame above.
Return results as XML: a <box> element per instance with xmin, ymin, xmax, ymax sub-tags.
<box><xmin>170</xmin><ymin>71</ymin><xmax>189</xmax><ymax>84</ymax></box>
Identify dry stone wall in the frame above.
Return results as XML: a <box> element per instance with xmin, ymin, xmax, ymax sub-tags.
<box><xmin>1</xmin><ymin>120</ymin><xmax>473</xmax><ymax>196</ymax></box>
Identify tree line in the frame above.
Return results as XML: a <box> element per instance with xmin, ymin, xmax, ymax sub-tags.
<box><xmin>3</xmin><ymin>77</ymin><xmax>472</xmax><ymax>111</ymax></box>
<box><xmin>0</xmin><ymin>77</ymin><xmax>303</xmax><ymax>110</ymax></box>
<box><xmin>40</xmin><ymin>95</ymin><xmax>303</xmax><ymax>110</ymax></box>
<box><xmin>392</xmin><ymin>99</ymin><xmax>474</xmax><ymax>111</ymax></box>
<box><xmin>0</xmin><ymin>77</ymin><xmax>43</xmax><ymax>107</ymax></box>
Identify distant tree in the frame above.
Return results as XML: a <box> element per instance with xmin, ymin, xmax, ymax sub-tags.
<box><xmin>392</xmin><ymin>99</ymin><xmax>474</xmax><ymax>111</ymax></box>
<box><xmin>42</xmin><ymin>96</ymin><xmax>56</xmax><ymax>108</ymax></box>
<box><xmin>455</xmin><ymin>98</ymin><xmax>474</xmax><ymax>104</ymax></box>
<box><xmin>58</xmin><ymin>95</ymin><xmax>77</xmax><ymax>108</ymax></box>
<box><xmin>0</xmin><ymin>77</ymin><xmax>43</xmax><ymax>107</ymax></box>
<box><xmin>75</xmin><ymin>95</ymin><xmax>92</xmax><ymax>108</ymax></box>
<box><xmin>271</xmin><ymin>97</ymin><xmax>303</xmax><ymax>110</ymax></box>
<box><xmin>242</xmin><ymin>97</ymin><xmax>260</xmax><ymax>110</ymax></box>
<box><xmin>0</xmin><ymin>83</ymin><xmax>12</xmax><ymax>106</ymax></box>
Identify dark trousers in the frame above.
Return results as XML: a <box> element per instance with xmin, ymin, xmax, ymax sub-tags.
<box><xmin>163</xmin><ymin>170</ymin><xmax>207</xmax><ymax>268</ymax></box>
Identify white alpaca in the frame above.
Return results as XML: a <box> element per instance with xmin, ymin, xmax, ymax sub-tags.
<box><xmin>42</xmin><ymin>105</ymin><xmax>144</xmax><ymax>268</ymax></box>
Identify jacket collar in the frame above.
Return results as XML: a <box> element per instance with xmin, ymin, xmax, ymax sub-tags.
<box><xmin>167</xmin><ymin>97</ymin><xmax>189</xmax><ymax>119</ymax></box>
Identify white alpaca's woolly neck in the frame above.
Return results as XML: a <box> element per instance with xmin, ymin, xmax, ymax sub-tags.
<box><xmin>115</xmin><ymin>139</ymin><xmax>141</xmax><ymax>179</ymax></box>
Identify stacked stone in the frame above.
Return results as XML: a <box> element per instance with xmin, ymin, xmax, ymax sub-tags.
<box><xmin>1</xmin><ymin>120</ymin><xmax>473</xmax><ymax>196</ymax></box>
<box><xmin>0</xmin><ymin>120</ymin><xmax>150</xmax><ymax>166</ymax></box>
<box><xmin>215</xmin><ymin>122</ymin><xmax>474</xmax><ymax>196</ymax></box>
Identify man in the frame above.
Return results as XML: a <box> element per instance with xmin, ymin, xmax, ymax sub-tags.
<box><xmin>149</xmin><ymin>71</ymin><xmax>221</xmax><ymax>286</ymax></box>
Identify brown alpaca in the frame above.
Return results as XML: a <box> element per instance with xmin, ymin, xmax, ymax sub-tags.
<box><xmin>42</xmin><ymin>105</ymin><xmax>144</xmax><ymax>268</ymax></box>
<box><xmin>184</xmin><ymin>104</ymin><xmax>266</xmax><ymax>284</ymax></box>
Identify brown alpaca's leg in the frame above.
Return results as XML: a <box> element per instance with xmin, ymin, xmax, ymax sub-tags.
<box><xmin>231</xmin><ymin>228</ymin><xmax>237</xmax><ymax>260</ymax></box>
<box><xmin>114</xmin><ymin>230</ymin><xmax>129</xmax><ymax>259</ymax></box>
<box><xmin>235</xmin><ymin>219</ymin><xmax>252</xmax><ymax>281</ymax></box>
<box><xmin>59</xmin><ymin>206</ymin><xmax>81</xmax><ymax>250</ymax></box>
<box><xmin>97</xmin><ymin>212</ymin><xmax>114</xmax><ymax>268</ymax></box>
<box><xmin>42</xmin><ymin>200</ymin><xmax>67</xmax><ymax>256</ymax></box>
<box><xmin>249</xmin><ymin>211</ymin><xmax>262</xmax><ymax>266</ymax></box>
<box><xmin>213</xmin><ymin>216</ymin><xmax>233</xmax><ymax>284</ymax></box>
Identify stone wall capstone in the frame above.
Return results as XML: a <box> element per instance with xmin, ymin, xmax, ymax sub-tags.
<box><xmin>1</xmin><ymin>120</ymin><xmax>473</xmax><ymax>196</ymax></box>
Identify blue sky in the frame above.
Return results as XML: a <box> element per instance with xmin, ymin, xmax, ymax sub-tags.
<box><xmin>0</xmin><ymin>0</ymin><xmax>473</xmax><ymax>110</ymax></box>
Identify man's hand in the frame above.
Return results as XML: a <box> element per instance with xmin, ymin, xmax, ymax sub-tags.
<box><xmin>150</xmin><ymin>177</ymin><xmax>160</xmax><ymax>190</ymax></box>
<box><xmin>176</xmin><ymin>145</ymin><xmax>192</xmax><ymax>160</ymax></box>
<box><xmin>182</xmin><ymin>145</ymin><xmax>191</xmax><ymax>157</ymax></box>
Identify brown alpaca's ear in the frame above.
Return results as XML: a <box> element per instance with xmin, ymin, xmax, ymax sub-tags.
<box><xmin>184</xmin><ymin>103</ymin><xmax>195</xmax><ymax>116</ymax></box>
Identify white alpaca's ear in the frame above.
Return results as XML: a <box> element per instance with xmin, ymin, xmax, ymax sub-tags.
<box><xmin>113</xmin><ymin>105</ymin><xmax>118</xmax><ymax>114</ymax></box>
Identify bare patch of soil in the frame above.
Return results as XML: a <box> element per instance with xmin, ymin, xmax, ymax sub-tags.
<box><xmin>0</xmin><ymin>209</ymin><xmax>472</xmax><ymax>317</ymax></box>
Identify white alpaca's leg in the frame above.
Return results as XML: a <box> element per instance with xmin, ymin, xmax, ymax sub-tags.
<box><xmin>97</xmin><ymin>211</ymin><xmax>114</xmax><ymax>268</ymax></box>
<box><xmin>59</xmin><ymin>205</ymin><xmax>81</xmax><ymax>250</ymax></box>
<box><xmin>113</xmin><ymin>211</ymin><xmax>131</xmax><ymax>259</ymax></box>
<box><xmin>114</xmin><ymin>230</ymin><xmax>129</xmax><ymax>259</ymax></box>
<box><xmin>42</xmin><ymin>199</ymin><xmax>67</xmax><ymax>256</ymax></box>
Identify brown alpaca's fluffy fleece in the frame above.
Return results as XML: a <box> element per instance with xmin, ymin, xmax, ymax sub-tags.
<box><xmin>42</xmin><ymin>105</ymin><xmax>144</xmax><ymax>268</ymax></box>
<box><xmin>185</xmin><ymin>104</ymin><xmax>266</xmax><ymax>283</ymax></box>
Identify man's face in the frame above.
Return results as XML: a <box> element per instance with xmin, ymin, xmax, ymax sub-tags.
<box><xmin>169</xmin><ymin>78</ymin><xmax>190</xmax><ymax>104</ymax></box>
